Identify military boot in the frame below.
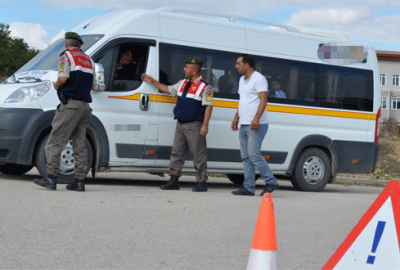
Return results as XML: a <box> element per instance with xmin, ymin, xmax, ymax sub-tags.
<box><xmin>33</xmin><ymin>174</ymin><xmax>57</xmax><ymax>190</ymax></box>
<box><xmin>66</xmin><ymin>179</ymin><xmax>85</xmax><ymax>192</ymax></box>
<box><xmin>160</xmin><ymin>175</ymin><xmax>179</xmax><ymax>190</ymax></box>
<box><xmin>192</xmin><ymin>182</ymin><xmax>207</xmax><ymax>192</ymax></box>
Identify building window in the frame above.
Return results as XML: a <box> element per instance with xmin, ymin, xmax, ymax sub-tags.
<box><xmin>392</xmin><ymin>98</ymin><xmax>400</xmax><ymax>109</ymax></box>
<box><xmin>393</xmin><ymin>75</ymin><xmax>400</xmax><ymax>86</ymax></box>
<box><xmin>380</xmin><ymin>74</ymin><xmax>387</xmax><ymax>86</ymax></box>
<box><xmin>382</xmin><ymin>97</ymin><xmax>387</xmax><ymax>109</ymax></box>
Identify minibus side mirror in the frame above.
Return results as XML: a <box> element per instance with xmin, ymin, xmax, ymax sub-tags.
<box><xmin>93</xmin><ymin>63</ymin><xmax>106</xmax><ymax>91</ymax></box>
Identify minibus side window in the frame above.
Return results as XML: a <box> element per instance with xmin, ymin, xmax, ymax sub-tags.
<box><xmin>320</xmin><ymin>66</ymin><xmax>373</xmax><ymax>112</ymax></box>
<box><xmin>255</xmin><ymin>57</ymin><xmax>317</xmax><ymax>106</ymax></box>
<box><xmin>159</xmin><ymin>43</ymin><xmax>240</xmax><ymax>100</ymax></box>
<box><xmin>159</xmin><ymin>43</ymin><xmax>373</xmax><ymax>112</ymax></box>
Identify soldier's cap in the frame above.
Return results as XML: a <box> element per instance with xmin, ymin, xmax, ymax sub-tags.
<box><xmin>65</xmin><ymin>32</ymin><xmax>83</xmax><ymax>45</ymax></box>
<box><xmin>185</xmin><ymin>57</ymin><xmax>204</xmax><ymax>66</ymax></box>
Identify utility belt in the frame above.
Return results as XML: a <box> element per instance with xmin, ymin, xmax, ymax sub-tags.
<box><xmin>57</xmin><ymin>90</ymin><xmax>84</xmax><ymax>104</ymax></box>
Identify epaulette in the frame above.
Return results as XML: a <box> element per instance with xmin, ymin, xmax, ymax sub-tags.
<box><xmin>200</xmin><ymin>79</ymin><xmax>209</xmax><ymax>85</ymax></box>
<box><xmin>59</xmin><ymin>50</ymin><xmax>68</xmax><ymax>57</ymax></box>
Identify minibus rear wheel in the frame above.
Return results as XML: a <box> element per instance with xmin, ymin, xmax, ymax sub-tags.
<box><xmin>0</xmin><ymin>164</ymin><xmax>33</xmax><ymax>175</ymax></box>
<box><xmin>291</xmin><ymin>147</ymin><xmax>331</xmax><ymax>192</ymax></box>
<box><xmin>35</xmin><ymin>134</ymin><xmax>93</xmax><ymax>181</ymax></box>
<box><xmin>226</xmin><ymin>174</ymin><xmax>261</xmax><ymax>185</ymax></box>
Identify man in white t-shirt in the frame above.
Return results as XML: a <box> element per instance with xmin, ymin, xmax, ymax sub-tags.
<box><xmin>231</xmin><ymin>54</ymin><xmax>279</xmax><ymax>196</ymax></box>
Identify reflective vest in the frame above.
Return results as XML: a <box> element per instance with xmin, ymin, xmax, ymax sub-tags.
<box><xmin>59</xmin><ymin>48</ymin><xmax>94</xmax><ymax>103</ymax></box>
<box><xmin>173</xmin><ymin>78</ymin><xmax>209</xmax><ymax>123</ymax></box>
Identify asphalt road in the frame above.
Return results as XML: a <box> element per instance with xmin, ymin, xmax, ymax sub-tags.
<box><xmin>0</xmin><ymin>169</ymin><xmax>385</xmax><ymax>269</ymax></box>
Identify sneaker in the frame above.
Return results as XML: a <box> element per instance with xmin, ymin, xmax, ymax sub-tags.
<box><xmin>260</xmin><ymin>183</ymin><xmax>279</xmax><ymax>196</ymax></box>
<box><xmin>232</xmin><ymin>187</ymin><xmax>254</xmax><ymax>196</ymax></box>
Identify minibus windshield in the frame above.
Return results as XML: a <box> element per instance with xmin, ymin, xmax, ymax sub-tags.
<box><xmin>17</xmin><ymin>35</ymin><xmax>104</xmax><ymax>73</ymax></box>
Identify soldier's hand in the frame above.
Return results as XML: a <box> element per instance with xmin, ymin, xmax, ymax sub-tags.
<box><xmin>141</xmin><ymin>73</ymin><xmax>153</xmax><ymax>83</ymax></box>
<box><xmin>200</xmin><ymin>125</ymin><xmax>208</xmax><ymax>137</ymax></box>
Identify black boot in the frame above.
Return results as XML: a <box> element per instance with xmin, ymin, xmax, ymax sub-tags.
<box><xmin>192</xmin><ymin>182</ymin><xmax>207</xmax><ymax>192</ymax></box>
<box><xmin>33</xmin><ymin>174</ymin><xmax>57</xmax><ymax>190</ymax></box>
<box><xmin>160</xmin><ymin>175</ymin><xmax>179</xmax><ymax>190</ymax></box>
<box><xmin>66</xmin><ymin>179</ymin><xmax>85</xmax><ymax>192</ymax></box>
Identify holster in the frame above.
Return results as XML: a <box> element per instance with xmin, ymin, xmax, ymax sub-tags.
<box><xmin>57</xmin><ymin>90</ymin><xmax>68</xmax><ymax>105</ymax></box>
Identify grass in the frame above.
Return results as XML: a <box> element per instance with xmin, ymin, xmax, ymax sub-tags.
<box><xmin>360</xmin><ymin>117</ymin><xmax>400</xmax><ymax>180</ymax></box>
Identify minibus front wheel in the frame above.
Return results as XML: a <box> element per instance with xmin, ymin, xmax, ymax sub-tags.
<box><xmin>35</xmin><ymin>134</ymin><xmax>93</xmax><ymax>181</ymax></box>
<box><xmin>291</xmin><ymin>147</ymin><xmax>331</xmax><ymax>192</ymax></box>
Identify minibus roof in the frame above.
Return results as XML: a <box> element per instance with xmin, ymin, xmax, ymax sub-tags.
<box><xmin>72</xmin><ymin>7</ymin><xmax>349</xmax><ymax>41</ymax></box>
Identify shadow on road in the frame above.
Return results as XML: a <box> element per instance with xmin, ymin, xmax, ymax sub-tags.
<box><xmin>0</xmin><ymin>171</ymin><xmax>297</xmax><ymax>191</ymax></box>
<box><xmin>1</xmin><ymin>172</ymin><xmax>378</xmax><ymax>194</ymax></box>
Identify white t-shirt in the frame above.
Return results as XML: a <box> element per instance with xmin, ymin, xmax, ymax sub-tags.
<box><xmin>238</xmin><ymin>71</ymin><xmax>269</xmax><ymax>126</ymax></box>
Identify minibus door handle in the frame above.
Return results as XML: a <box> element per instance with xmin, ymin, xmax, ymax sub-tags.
<box><xmin>140</xmin><ymin>93</ymin><xmax>150</xmax><ymax>111</ymax></box>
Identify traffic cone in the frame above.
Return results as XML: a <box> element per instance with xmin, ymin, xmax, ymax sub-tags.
<box><xmin>246</xmin><ymin>193</ymin><xmax>278</xmax><ymax>270</ymax></box>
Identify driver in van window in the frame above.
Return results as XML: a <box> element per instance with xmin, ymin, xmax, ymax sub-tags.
<box><xmin>269</xmin><ymin>76</ymin><xmax>287</xmax><ymax>99</ymax></box>
<box><xmin>115</xmin><ymin>49</ymin><xmax>134</xmax><ymax>80</ymax></box>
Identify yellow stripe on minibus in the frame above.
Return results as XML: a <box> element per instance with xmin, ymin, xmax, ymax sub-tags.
<box><xmin>108</xmin><ymin>94</ymin><xmax>377</xmax><ymax>120</ymax></box>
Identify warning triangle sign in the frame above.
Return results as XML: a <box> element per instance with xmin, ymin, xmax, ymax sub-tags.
<box><xmin>322</xmin><ymin>181</ymin><xmax>400</xmax><ymax>270</ymax></box>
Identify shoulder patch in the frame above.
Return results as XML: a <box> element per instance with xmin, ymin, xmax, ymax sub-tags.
<box><xmin>206</xmin><ymin>91</ymin><xmax>213</xmax><ymax>101</ymax></box>
<box><xmin>59</xmin><ymin>63</ymin><xmax>65</xmax><ymax>73</ymax></box>
<box><xmin>206</xmin><ymin>85</ymin><xmax>213</xmax><ymax>92</ymax></box>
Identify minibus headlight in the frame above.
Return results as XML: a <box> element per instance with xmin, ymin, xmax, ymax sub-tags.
<box><xmin>5</xmin><ymin>81</ymin><xmax>51</xmax><ymax>103</ymax></box>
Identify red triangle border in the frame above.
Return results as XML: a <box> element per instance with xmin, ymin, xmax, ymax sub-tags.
<box><xmin>322</xmin><ymin>181</ymin><xmax>400</xmax><ymax>269</ymax></box>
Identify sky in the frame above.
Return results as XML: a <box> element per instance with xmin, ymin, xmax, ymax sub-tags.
<box><xmin>1</xmin><ymin>0</ymin><xmax>400</xmax><ymax>52</ymax></box>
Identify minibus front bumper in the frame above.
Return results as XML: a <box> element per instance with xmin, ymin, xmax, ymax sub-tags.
<box><xmin>0</xmin><ymin>108</ymin><xmax>54</xmax><ymax>165</ymax></box>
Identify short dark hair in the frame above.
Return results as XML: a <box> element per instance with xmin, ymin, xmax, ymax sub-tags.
<box><xmin>120</xmin><ymin>48</ymin><xmax>132</xmax><ymax>55</ymax></box>
<box><xmin>66</xmin><ymin>38</ymin><xmax>81</xmax><ymax>48</ymax></box>
<box><xmin>270</xmin><ymin>76</ymin><xmax>281</xmax><ymax>84</ymax></box>
<box><xmin>239</xmin><ymin>54</ymin><xmax>254</xmax><ymax>68</ymax></box>
<box><xmin>192</xmin><ymin>64</ymin><xmax>202</xmax><ymax>73</ymax></box>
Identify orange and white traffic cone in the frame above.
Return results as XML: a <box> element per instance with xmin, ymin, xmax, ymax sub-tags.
<box><xmin>246</xmin><ymin>193</ymin><xmax>278</xmax><ymax>270</ymax></box>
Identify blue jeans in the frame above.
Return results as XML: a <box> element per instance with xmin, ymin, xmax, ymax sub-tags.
<box><xmin>239</xmin><ymin>124</ymin><xmax>278</xmax><ymax>193</ymax></box>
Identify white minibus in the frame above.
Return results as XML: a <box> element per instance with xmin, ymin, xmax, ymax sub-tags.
<box><xmin>0</xmin><ymin>7</ymin><xmax>381</xmax><ymax>191</ymax></box>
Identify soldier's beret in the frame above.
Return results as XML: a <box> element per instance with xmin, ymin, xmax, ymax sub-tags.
<box><xmin>65</xmin><ymin>32</ymin><xmax>83</xmax><ymax>45</ymax></box>
<box><xmin>185</xmin><ymin>57</ymin><xmax>204</xmax><ymax>66</ymax></box>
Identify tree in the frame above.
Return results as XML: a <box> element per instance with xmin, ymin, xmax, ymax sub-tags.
<box><xmin>0</xmin><ymin>22</ymin><xmax>40</xmax><ymax>78</ymax></box>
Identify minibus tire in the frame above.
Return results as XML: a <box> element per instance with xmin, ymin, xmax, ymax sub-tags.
<box><xmin>0</xmin><ymin>164</ymin><xmax>33</xmax><ymax>175</ymax></box>
<box><xmin>226</xmin><ymin>174</ymin><xmax>261</xmax><ymax>185</ymax></box>
<box><xmin>35</xmin><ymin>135</ymin><xmax>93</xmax><ymax>181</ymax></box>
<box><xmin>290</xmin><ymin>148</ymin><xmax>331</xmax><ymax>192</ymax></box>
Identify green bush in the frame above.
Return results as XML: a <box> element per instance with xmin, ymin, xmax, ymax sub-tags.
<box><xmin>380</xmin><ymin>117</ymin><xmax>399</xmax><ymax>139</ymax></box>
<box><xmin>0</xmin><ymin>22</ymin><xmax>40</xmax><ymax>78</ymax></box>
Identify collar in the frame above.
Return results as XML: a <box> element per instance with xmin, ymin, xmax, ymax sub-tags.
<box><xmin>244</xmin><ymin>70</ymin><xmax>255</xmax><ymax>81</ymax></box>
<box><xmin>186</xmin><ymin>75</ymin><xmax>203</xmax><ymax>84</ymax></box>
<box><xmin>67</xmin><ymin>47</ymin><xmax>80</xmax><ymax>51</ymax></box>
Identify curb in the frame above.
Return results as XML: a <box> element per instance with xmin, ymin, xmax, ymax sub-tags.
<box><xmin>335</xmin><ymin>176</ymin><xmax>394</xmax><ymax>187</ymax></box>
